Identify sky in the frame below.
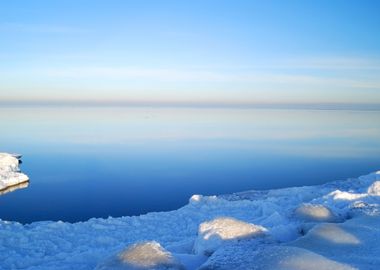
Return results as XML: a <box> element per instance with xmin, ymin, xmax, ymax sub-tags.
<box><xmin>1</xmin><ymin>0</ymin><xmax>380</xmax><ymax>106</ymax></box>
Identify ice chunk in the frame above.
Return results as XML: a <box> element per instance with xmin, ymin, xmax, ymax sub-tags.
<box><xmin>189</xmin><ymin>194</ymin><xmax>203</xmax><ymax>204</ymax></box>
<box><xmin>188</xmin><ymin>194</ymin><xmax>219</xmax><ymax>206</ymax></box>
<box><xmin>0</xmin><ymin>181</ymin><xmax>29</xmax><ymax>195</ymax></box>
<box><xmin>367</xmin><ymin>181</ymin><xmax>380</xmax><ymax>196</ymax></box>
<box><xmin>0</xmin><ymin>153</ymin><xmax>29</xmax><ymax>191</ymax></box>
<box><xmin>294</xmin><ymin>204</ymin><xmax>339</xmax><ymax>223</ymax></box>
<box><xmin>96</xmin><ymin>241</ymin><xmax>184</xmax><ymax>270</ymax></box>
<box><xmin>194</xmin><ymin>217</ymin><xmax>266</xmax><ymax>255</ymax></box>
<box><xmin>329</xmin><ymin>190</ymin><xmax>366</xmax><ymax>201</ymax></box>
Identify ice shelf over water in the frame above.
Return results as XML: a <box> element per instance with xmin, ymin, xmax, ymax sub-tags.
<box><xmin>0</xmin><ymin>152</ymin><xmax>29</xmax><ymax>191</ymax></box>
<box><xmin>0</xmin><ymin>153</ymin><xmax>379</xmax><ymax>269</ymax></box>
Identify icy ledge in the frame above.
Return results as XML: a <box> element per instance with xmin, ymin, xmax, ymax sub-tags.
<box><xmin>0</xmin><ymin>169</ymin><xmax>380</xmax><ymax>269</ymax></box>
<box><xmin>0</xmin><ymin>152</ymin><xmax>29</xmax><ymax>191</ymax></box>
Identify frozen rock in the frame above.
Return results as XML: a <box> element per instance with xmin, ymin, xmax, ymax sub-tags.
<box><xmin>96</xmin><ymin>241</ymin><xmax>184</xmax><ymax>270</ymax></box>
<box><xmin>0</xmin><ymin>181</ymin><xmax>29</xmax><ymax>195</ymax></box>
<box><xmin>329</xmin><ymin>190</ymin><xmax>366</xmax><ymax>201</ymax></box>
<box><xmin>194</xmin><ymin>217</ymin><xmax>266</xmax><ymax>255</ymax></box>
<box><xmin>251</xmin><ymin>246</ymin><xmax>356</xmax><ymax>270</ymax></box>
<box><xmin>290</xmin><ymin>214</ymin><xmax>380</xmax><ymax>268</ymax></box>
<box><xmin>294</xmin><ymin>204</ymin><xmax>339</xmax><ymax>223</ymax></box>
<box><xmin>0</xmin><ymin>153</ymin><xmax>29</xmax><ymax>191</ymax></box>
<box><xmin>368</xmin><ymin>181</ymin><xmax>380</xmax><ymax>196</ymax></box>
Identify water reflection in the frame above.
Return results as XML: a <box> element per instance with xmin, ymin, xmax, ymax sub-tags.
<box><xmin>0</xmin><ymin>107</ymin><xmax>379</xmax><ymax>223</ymax></box>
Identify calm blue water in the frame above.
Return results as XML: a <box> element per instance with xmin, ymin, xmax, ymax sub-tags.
<box><xmin>1</xmin><ymin>106</ymin><xmax>380</xmax><ymax>223</ymax></box>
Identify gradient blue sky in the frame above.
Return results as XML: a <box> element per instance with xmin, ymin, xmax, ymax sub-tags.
<box><xmin>1</xmin><ymin>0</ymin><xmax>380</xmax><ymax>105</ymax></box>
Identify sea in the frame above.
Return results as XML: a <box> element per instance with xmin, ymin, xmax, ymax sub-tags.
<box><xmin>1</xmin><ymin>106</ymin><xmax>380</xmax><ymax>223</ymax></box>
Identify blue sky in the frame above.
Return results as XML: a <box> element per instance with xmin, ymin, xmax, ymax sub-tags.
<box><xmin>1</xmin><ymin>0</ymin><xmax>380</xmax><ymax>105</ymax></box>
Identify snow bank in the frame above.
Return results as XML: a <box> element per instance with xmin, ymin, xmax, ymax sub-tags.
<box><xmin>0</xmin><ymin>153</ymin><xmax>29</xmax><ymax>191</ymax></box>
<box><xmin>0</xmin><ymin>165</ymin><xmax>379</xmax><ymax>269</ymax></box>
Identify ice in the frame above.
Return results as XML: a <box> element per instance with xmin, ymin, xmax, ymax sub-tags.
<box><xmin>368</xmin><ymin>181</ymin><xmax>380</xmax><ymax>196</ymax></box>
<box><xmin>193</xmin><ymin>217</ymin><xmax>266</xmax><ymax>256</ymax></box>
<box><xmin>289</xmin><ymin>214</ymin><xmax>380</xmax><ymax>268</ymax></box>
<box><xmin>0</xmin><ymin>181</ymin><xmax>29</xmax><ymax>195</ymax></box>
<box><xmin>0</xmin><ymin>152</ymin><xmax>29</xmax><ymax>191</ymax></box>
<box><xmin>294</xmin><ymin>204</ymin><xmax>339</xmax><ymax>223</ymax></box>
<box><xmin>251</xmin><ymin>246</ymin><xmax>357</xmax><ymax>270</ymax></box>
<box><xmin>200</xmin><ymin>215</ymin><xmax>380</xmax><ymax>270</ymax></box>
<box><xmin>96</xmin><ymin>241</ymin><xmax>184</xmax><ymax>270</ymax></box>
<box><xmin>0</xmin><ymin>154</ymin><xmax>379</xmax><ymax>270</ymax></box>
<box><xmin>329</xmin><ymin>190</ymin><xmax>367</xmax><ymax>201</ymax></box>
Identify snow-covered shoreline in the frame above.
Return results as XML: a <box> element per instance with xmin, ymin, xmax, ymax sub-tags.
<box><xmin>0</xmin><ymin>153</ymin><xmax>379</xmax><ymax>269</ymax></box>
<box><xmin>0</xmin><ymin>152</ymin><xmax>29</xmax><ymax>191</ymax></box>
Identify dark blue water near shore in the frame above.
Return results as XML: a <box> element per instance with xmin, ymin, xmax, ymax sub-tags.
<box><xmin>1</xmin><ymin>107</ymin><xmax>380</xmax><ymax>223</ymax></box>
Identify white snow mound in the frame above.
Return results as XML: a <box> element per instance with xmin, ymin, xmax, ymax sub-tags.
<box><xmin>368</xmin><ymin>181</ymin><xmax>380</xmax><ymax>196</ymax></box>
<box><xmin>96</xmin><ymin>241</ymin><xmax>184</xmax><ymax>270</ymax></box>
<box><xmin>252</xmin><ymin>246</ymin><xmax>356</xmax><ymax>270</ymax></box>
<box><xmin>194</xmin><ymin>217</ymin><xmax>267</xmax><ymax>255</ymax></box>
<box><xmin>0</xmin><ymin>152</ymin><xmax>29</xmax><ymax>190</ymax></box>
<box><xmin>294</xmin><ymin>204</ymin><xmax>339</xmax><ymax>223</ymax></box>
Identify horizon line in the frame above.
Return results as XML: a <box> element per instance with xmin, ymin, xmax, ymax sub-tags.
<box><xmin>1</xmin><ymin>99</ymin><xmax>380</xmax><ymax>111</ymax></box>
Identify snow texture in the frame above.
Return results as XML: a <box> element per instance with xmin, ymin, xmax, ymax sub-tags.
<box><xmin>0</xmin><ymin>152</ymin><xmax>29</xmax><ymax>191</ymax></box>
<box><xmin>194</xmin><ymin>217</ymin><xmax>266</xmax><ymax>256</ymax></box>
<box><xmin>294</xmin><ymin>204</ymin><xmax>339</xmax><ymax>223</ymax></box>
<box><xmin>0</xmin><ymin>153</ymin><xmax>380</xmax><ymax>270</ymax></box>
<box><xmin>96</xmin><ymin>241</ymin><xmax>184</xmax><ymax>270</ymax></box>
<box><xmin>368</xmin><ymin>181</ymin><xmax>380</xmax><ymax>196</ymax></box>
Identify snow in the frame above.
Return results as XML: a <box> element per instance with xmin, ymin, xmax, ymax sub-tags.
<box><xmin>194</xmin><ymin>217</ymin><xmax>266</xmax><ymax>256</ymax></box>
<box><xmin>294</xmin><ymin>204</ymin><xmax>340</xmax><ymax>223</ymax></box>
<box><xmin>0</xmin><ymin>152</ymin><xmax>380</xmax><ymax>269</ymax></box>
<box><xmin>288</xmin><ymin>214</ymin><xmax>380</xmax><ymax>267</ymax></box>
<box><xmin>96</xmin><ymin>241</ymin><xmax>185</xmax><ymax>270</ymax></box>
<box><xmin>368</xmin><ymin>181</ymin><xmax>380</xmax><ymax>196</ymax></box>
<box><xmin>248</xmin><ymin>246</ymin><xmax>357</xmax><ymax>270</ymax></box>
<box><xmin>0</xmin><ymin>181</ymin><xmax>29</xmax><ymax>195</ymax></box>
<box><xmin>198</xmin><ymin>213</ymin><xmax>380</xmax><ymax>270</ymax></box>
<box><xmin>0</xmin><ymin>152</ymin><xmax>29</xmax><ymax>191</ymax></box>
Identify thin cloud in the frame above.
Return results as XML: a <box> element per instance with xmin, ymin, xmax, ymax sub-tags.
<box><xmin>31</xmin><ymin>66</ymin><xmax>380</xmax><ymax>89</ymax></box>
<box><xmin>0</xmin><ymin>22</ymin><xmax>88</xmax><ymax>33</ymax></box>
<box><xmin>186</xmin><ymin>57</ymin><xmax>380</xmax><ymax>71</ymax></box>
<box><xmin>279</xmin><ymin>57</ymin><xmax>380</xmax><ymax>70</ymax></box>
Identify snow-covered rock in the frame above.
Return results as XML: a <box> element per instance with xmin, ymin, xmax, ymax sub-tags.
<box><xmin>289</xmin><ymin>214</ymin><xmax>380</xmax><ymax>268</ymax></box>
<box><xmin>251</xmin><ymin>246</ymin><xmax>356</xmax><ymax>270</ymax></box>
<box><xmin>96</xmin><ymin>241</ymin><xmax>184</xmax><ymax>270</ymax></box>
<box><xmin>0</xmin><ymin>181</ymin><xmax>29</xmax><ymax>195</ymax></box>
<box><xmin>193</xmin><ymin>217</ymin><xmax>267</xmax><ymax>255</ymax></box>
<box><xmin>0</xmin><ymin>152</ymin><xmax>29</xmax><ymax>191</ymax></box>
<box><xmin>368</xmin><ymin>181</ymin><xmax>380</xmax><ymax>196</ymax></box>
<box><xmin>294</xmin><ymin>204</ymin><xmax>339</xmax><ymax>223</ymax></box>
